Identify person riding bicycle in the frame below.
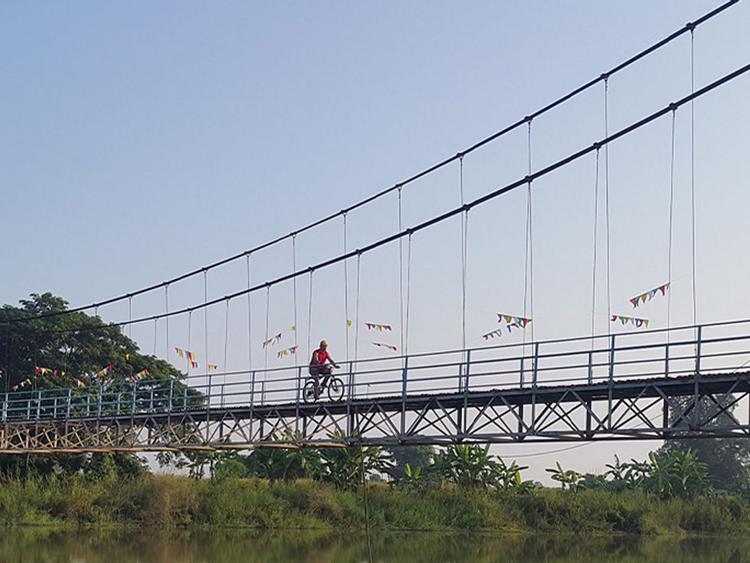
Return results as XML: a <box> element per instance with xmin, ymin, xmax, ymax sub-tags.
<box><xmin>309</xmin><ymin>339</ymin><xmax>339</xmax><ymax>383</ymax></box>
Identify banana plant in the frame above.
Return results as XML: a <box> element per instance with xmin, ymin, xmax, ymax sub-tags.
<box><xmin>546</xmin><ymin>462</ymin><xmax>582</xmax><ymax>491</ymax></box>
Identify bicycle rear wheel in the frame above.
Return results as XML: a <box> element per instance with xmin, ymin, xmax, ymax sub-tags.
<box><xmin>303</xmin><ymin>380</ymin><xmax>318</xmax><ymax>404</ymax></box>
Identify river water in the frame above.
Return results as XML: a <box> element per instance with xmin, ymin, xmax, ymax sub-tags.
<box><xmin>1</xmin><ymin>529</ymin><xmax>747</xmax><ymax>562</ymax></box>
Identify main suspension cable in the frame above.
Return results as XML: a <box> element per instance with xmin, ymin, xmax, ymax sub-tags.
<box><xmin>9</xmin><ymin>1</ymin><xmax>737</xmax><ymax>326</ymax></box>
<box><xmin>27</xmin><ymin>61</ymin><xmax>750</xmax><ymax>334</ymax></box>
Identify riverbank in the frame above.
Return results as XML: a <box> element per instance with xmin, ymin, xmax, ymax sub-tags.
<box><xmin>1</xmin><ymin>474</ymin><xmax>748</xmax><ymax>535</ymax></box>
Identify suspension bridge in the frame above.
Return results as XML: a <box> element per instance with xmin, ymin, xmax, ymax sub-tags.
<box><xmin>3</xmin><ymin>0</ymin><xmax>750</xmax><ymax>453</ymax></box>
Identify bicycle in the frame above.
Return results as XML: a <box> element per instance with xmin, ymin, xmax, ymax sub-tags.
<box><xmin>303</xmin><ymin>367</ymin><xmax>345</xmax><ymax>403</ymax></box>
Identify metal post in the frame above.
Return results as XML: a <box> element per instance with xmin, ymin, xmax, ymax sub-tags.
<box><xmin>347</xmin><ymin>361</ymin><xmax>354</xmax><ymax>403</ymax></box>
<box><xmin>295</xmin><ymin>366</ymin><xmax>302</xmax><ymax>435</ymax></box>
<box><xmin>462</xmin><ymin>349</ymin><xmax>471</xmax><ymax>436</ymax></box>
<box><xmin>665</xmin><ymin>341</ymin><xmax>671</xmax><ymax>378</ymax></box>
<box><xmin>694</xmin><ymin>325</ymin><xmax>703</xmax><ymax>427</ymax></box>
<box><xmin>168</xmin><ymin>379</ymin><xmax>174</xmax><ymax>413</ymax></box>
<box><xmin>400</xmin><ymin>355</ymin><xmax>409</xmax><ymax>438</ymax></box>
<box><xmin>66</xmin><ymin>389</ymin><xmax>72</xmax><ymax>419</ymax></box>
<box><xmin>53</xmin><ymin>397</ymin><xmax>58</xmax><ymax>419</ymax></box>
<box><xmin>296</xmin><ymin>366</ymin><xmax>302</xmax><ymax>406</ymax></box>
<box><xmin>345</xmin><ymin>360</ymin><xmax>355</xmax><ymax>439</ymax></box>
<box><xmin>695</xmin><ymin>325</ymin><xmax>703</xmax><ymax>376</ymax></box>
<box><xmin>97</xmin><ymin>384</ymin><xmax>103</xmax><ymax>419</ymax></box>
<box><xmin>249</xmin><ymin>370</ymin><xmax>256</xmax><ymax>441</ymax></box>
<box><xmin>607</xmin><ymin>334</ymin><xmax>616</xmax><ymax>431</ymax></box>
<box><xmin>520</xmin><ymin>356</ymin><xmax>525</xmax><ymax>389</ymax></box>
<box><xmin>587</xmin><ymin>351</ymin><xmax>593</xmax><ymax>385</ymax></box>
<box><xmin>36</xmin><ymin>391</ymin><xmax>41</xmax><ymax>421</ymax></box>
<box><xmin>131</xmin><ymin>381</ymin><xmax>137</xmax><ymax>428</ymax></box>
<box><xmin>149</xmin><ymin>389</ymin><xmax>154</xmax><ymax>412</ymax></box>
<box><xmin>528</xmin><ymin>342</ymin><xmax>540</xmax><ymax>435</ymax></box>
<box><xmin>2</xmin><ymin>393</ymin><xmax>6</xmax><ymax>422</ymax></box>
<box><xmin>608</xmin><ymin>334</ymin><xmax>616</xmax><ymax>384</ymax></box>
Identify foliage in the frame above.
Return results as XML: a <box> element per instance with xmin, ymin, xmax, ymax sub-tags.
<box><xmin>660</xmin><ymin>394</ymin><xmax>750</xmax><ymax>488</ymax></box>
<box><xmin>319</xmin><ymin>440</ymin><xmax>394</xmax><ymax>490</ymax></box>
<box><xmin>245</xmin><ymin>445</ymin><xmax>323</xmax><ymax>482</ymax></box>
<box><xmin>556</xmin><ymin>450</ymin><xmax>712</xmax><ymax>499</ymax></box>
<box><xmin>0</xmin><ymin>293</ymin><xmax>201</xmax><ymax>478</ymax></box>
<box><xmin>0</xmin><ymin>474</ymin><xmax>743</xmax><ymax>534</ymax></box>
<box><xmin>411</xmin><ymin>444</ymin><xmax>535</xmax><ymax>492</ymax></box>
<box><xmin>546</xmin><ymin>462</ymin><xmax>582</xmax><ymax>491</ymax></box>
<box><xmin>385</xmin><ymin>445</ymin><xmax>434</xmax><ymax>480</ymax></box>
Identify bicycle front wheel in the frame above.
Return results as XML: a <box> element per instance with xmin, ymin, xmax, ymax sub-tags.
<box><xmin>327</xmin><ymin>377</ymin><xmax>345</xmax><ymax>402</ymax></box>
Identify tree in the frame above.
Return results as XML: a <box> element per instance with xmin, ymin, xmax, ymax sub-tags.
<box><xmin>546</xmin><ymin>462</ymin><xmax>582</xmax><ymax>491</ymax></box>
<box><xmin>319</xmin><ymin>434</ymin><xmax>394</xmax><ymax>490</ymax></box>
<box><xmin>0</xmin><ymin>293</ymin><xmax>195</xmax><ymax>476</ymax></box>
<box><xmin>245</xmin><ymin>445</ymin><xmax>323</xmax><ymax>481</ymax></box>
<box><xmin>385</xmin><ymin>445</ymin><xmax>435</xmax><ymax>480</ymax></box>
<box><xmin>659</xmin><ymin>394</ymin><xmax>750</xmax><ymax>488</ymax></box>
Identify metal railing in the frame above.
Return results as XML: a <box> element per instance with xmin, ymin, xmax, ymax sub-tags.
<box><xmin>5</xmin><ymin>318</ymin><xmax>750</xmax><ymax>424</ymax></box>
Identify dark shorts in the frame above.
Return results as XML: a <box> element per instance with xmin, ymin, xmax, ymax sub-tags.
<box><xmin>309</xmin><ymin>365</ymin><xmax>332</xmax><ymax>377</ymax></box>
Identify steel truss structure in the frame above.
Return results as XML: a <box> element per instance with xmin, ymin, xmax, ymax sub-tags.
<box><xmin>1</xmin><ymin>372</ymin><xmax>749</xmax><ymax>453</ymax></box>
<box><xmin>3</xmin><ymin>319</ymin><xmax>750</xmax><ymax>452</ymax></box>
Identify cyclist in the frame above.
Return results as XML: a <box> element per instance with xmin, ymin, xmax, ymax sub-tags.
<box><xmin>309</xmin><ymin>339</ymin><xmax>340</xmax><ymax>386</ymax></box>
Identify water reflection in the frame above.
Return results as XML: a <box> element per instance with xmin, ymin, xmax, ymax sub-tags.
<box><xmin>0</xmin><ymin>528</ymin><xmax>746</xmax><ymax>563</ymax></box>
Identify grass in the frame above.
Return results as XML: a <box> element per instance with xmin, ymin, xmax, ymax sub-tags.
<box><xmin>0</xmin><ymin>474</ymin><xmax>748</xmax><ymax>535</ymax></box>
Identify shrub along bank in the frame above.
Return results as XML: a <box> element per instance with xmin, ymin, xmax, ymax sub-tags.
<box><xmin>0</xmin><ymin>474</ymin><xmax>748</xmax><ymax>535</ymax></box>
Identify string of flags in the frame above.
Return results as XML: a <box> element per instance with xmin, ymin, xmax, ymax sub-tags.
<box><xmin>262</xmin><ymin>333</ymin><xmax>283</xmax><ymax>349</ymax></box>
<box><xmin>482</xmin><ymin>329</ymin><xmax>504</xmax><ymax>340</ymax></box>
<box><xmin>277</xmin><ymin>346</ymin><xmax>299</xmax><ymax>358</ymax></box>
<box><xmin>497</xmin><ymin>314</ymin><xmax>532</xmax><ymax>327</ymax></box>
<box><xmin>174</xmin><ymin>347</ymin><xmax>198</xmax><ymax>361</ymax></box>
<box><xmin>207</xmin><ymin>364</ymin><xmax>218</xmax><ymax>372</ymax></box>
<box><xmin>372</xmin><ymin>342</ymin><xmax>398</xmax><ymax>352</ymax></box>
<box><xmin>130</xmin><ymin>369</ymin><xmax>151</xmax><ymax>382</ymax></box>
<box><xmin>94</xmin><ymin>365</ymin><xmax>113</xmax><ymax>379</ymax></box>
<box><xmin>11</xmin><ymin>379</ymin><xmax>32</xmax><ymax>391</ymax></box>
<box><xmin>366</xmin><ymin>323</ymin><xmax>392</xmax><ymax>332</ymax></box>
<box><xmin>611</xmin><ymin>315</ymin><xmax>650</xmax><ymax>328</ymax></box>
<box><xmin>10</xmin><ymin>363</ymin><xmax>169</xmax><ymax>392</ymax></box>
<box><xmin>630</xmin><ymin>283</ymin><xmax>670</xmax><ymax>308</ymax></box>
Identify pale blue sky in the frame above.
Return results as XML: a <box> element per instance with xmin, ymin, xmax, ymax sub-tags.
<box><xmin>3</xmin><ymin>1</ymin><xmax>750</xmax><ymax>480</ymax></box>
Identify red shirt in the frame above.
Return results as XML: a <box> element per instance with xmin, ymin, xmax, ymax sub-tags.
<box><xmin>311</xmin><ymin>349</ymin><xmax>329</xmax><ymax>365</ymax></box>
